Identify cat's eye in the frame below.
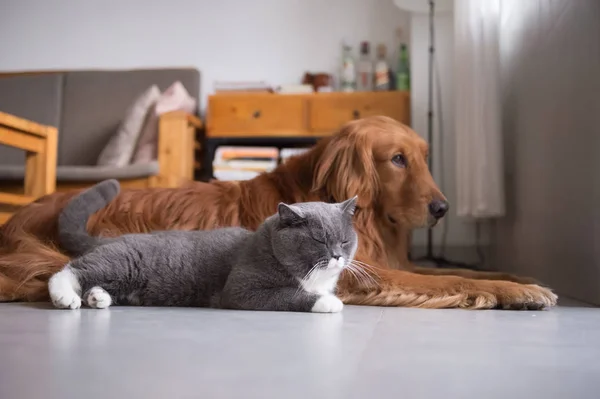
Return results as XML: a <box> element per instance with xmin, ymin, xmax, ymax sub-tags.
<box><xmin>342</xmin><ymin>240</ymin><xmax>350</xmax><ymax>245</ymax></box>
<box><xmin>313</xmin><ymin>237</ymin><xmax>326</xmax><ymax>244</ymax></box>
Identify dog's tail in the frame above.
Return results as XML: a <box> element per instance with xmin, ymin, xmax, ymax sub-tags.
<box><xmin>58</xmin><ymin>179</ymin><xmax>120</xmax><ymax>256</ymax></box>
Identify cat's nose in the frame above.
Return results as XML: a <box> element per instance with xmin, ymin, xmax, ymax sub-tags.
<box><xmin>331</xmin><ymin>255</ymin><xmax>345</xmax><ymax>268</ymax></box>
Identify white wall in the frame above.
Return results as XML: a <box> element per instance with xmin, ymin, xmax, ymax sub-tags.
<box><xmin>0</xmin><ymin>0</ymin><xmax>409</xmax><ymax>108</ymax></box>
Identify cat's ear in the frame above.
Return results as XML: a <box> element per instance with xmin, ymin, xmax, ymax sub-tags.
<box><xmin>339</xmin><ymin>196</ymin><xmax>358</xmax><ymax>216</ymax></box>
<box><xmin>277</xmin><ymin>203</ymin><xmax>305</xmax><ymax>225</ymax></box>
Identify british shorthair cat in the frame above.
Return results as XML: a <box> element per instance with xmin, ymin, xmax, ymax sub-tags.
<box><xmin>49</xmin><ymin>180</ymin><xmax>359</xmax><ymax>313</ymax></box>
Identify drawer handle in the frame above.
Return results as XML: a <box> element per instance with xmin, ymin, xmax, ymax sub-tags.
<box><xmin>253</xmin><ymin>110</ymin><xmax>261</xmax><ymax>119</ymax></box>
<box><xmin>352</xmin><ymin>110</ymin><xmax>360</xmax><ymax>119</ymax></box>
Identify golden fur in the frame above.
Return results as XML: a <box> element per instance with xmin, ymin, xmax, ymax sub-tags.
<box><xmin>0</xmin><ymin>116</ymin><xmax>557</xmax><ymax>309</ymax></box>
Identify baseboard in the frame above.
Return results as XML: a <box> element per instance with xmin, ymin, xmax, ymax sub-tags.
<box><xmin>409</xmin><ymin>245</ymin><xmax>492</xmax><ymax>269</ymax></box>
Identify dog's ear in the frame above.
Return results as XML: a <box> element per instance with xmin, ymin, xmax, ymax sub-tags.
<box><xmin>312</xmin><ymin>126</ymin><xmax>378</xmax><ymax>208</ymax></box>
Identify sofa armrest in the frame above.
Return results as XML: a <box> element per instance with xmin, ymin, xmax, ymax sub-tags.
<box><xmin>0</xmin><ymin>111</ymin><xmax>58</xmax><ymax>223</ymax></box>
<box><xmin>153</xmin><ymin>111</ymin><xmax>202</xmax><ymax>188</ymax></box>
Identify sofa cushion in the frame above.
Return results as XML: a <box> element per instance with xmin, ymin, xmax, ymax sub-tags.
<box><xmin>96</xmin><ymin>85</ymin><xmax>161</xmax><ymax>167</ymax></box>
<box><xmin>59</xmin><ymin>68</ymin><xmax>200</xmax><ymax>166</ymax></box>
<box><xmin>0</xmin><ymin>74</ymin><xmax>63</xmax><ymax>166</ymax></box>
<box><xmin>132</xmin><ymin>81</ymin><xmax>198</xmax><ymax>164</ymax></box>
<box><xmin>131</xmin><ymin>108</ymin><xmax>160</xmax><ymax>165</ymax></box>
<box><xmin>0</xmin><ymin>161</ymin><xmax>159</xmax><ymax>182</ymax></box>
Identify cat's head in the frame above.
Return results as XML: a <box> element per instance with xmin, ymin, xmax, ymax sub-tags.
<box><xmin>270</xmin><ymin>197</ymin><xmax>359</xmax><ymax>283</ymax></box>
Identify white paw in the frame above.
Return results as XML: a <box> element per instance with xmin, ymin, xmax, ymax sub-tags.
<box><xmin>49</xmin><ymin>266</ymin><xmax>82</xmax><ymax>310</ymax></box>
<box><xmin>51</xmin><ymin>288</ymin><xmax>82</xmax><ymax>309</ymax></box>
<box><xmin>85</xmin><ymin>287</ymin><xmax>112</xmax><ymax>309</ymax></box>
<box><xmin>311</xmin><ymin>295</ymin><xmax>344</xmax><ymax>313</ymax></box>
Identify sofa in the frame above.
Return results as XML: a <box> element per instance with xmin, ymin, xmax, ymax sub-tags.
<box><xmin>0</xmin><ymin>68</ymin><xmax>201</xmax><ymax>192</ymax></box>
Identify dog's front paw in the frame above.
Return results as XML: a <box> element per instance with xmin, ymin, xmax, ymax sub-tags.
<box><xmin>461</xmin><ymin>281</ymin><xmax>558</xmax><ymax>310</ymax></box>
<box><xmin>496</xmin><ymin>284</ymin><xmax>558</xmax><ymax>310</ymax></box>
<box><xmin>311</xmin><ymin>295</ymin><xmax>344</xmax><ymax>313</ymax></box>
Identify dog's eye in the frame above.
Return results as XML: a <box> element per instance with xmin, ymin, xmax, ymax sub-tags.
<box><xmin>391</xmin><ymin>154</ymin><xmax>407</xmax><ymax>168</ymax></box>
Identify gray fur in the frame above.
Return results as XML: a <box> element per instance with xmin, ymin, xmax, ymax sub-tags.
<box><xmin>59</xmin><ymin>179</ymin><xmax>120</xmax><ymax>255</ymax></box>
<box><xmin>51</xmin><ymin>180</ymin><xmax>358</xmax><ymax>312</ymax></box>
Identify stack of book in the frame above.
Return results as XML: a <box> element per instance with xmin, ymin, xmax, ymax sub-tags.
<box><xmin>214</xmin><ymin>81</ymin><xmax>272</xmax><ymax>93</ymax></box>
<box><xmin>275</xmin><ymin>84</ymin><xmax>314</xmax><ymax>94</ymax></box>
<box><xmin>280</xmin><ymin>148</ymin><xmax>311</xmax><ymax>163</ymax></box>
<box><xmin>213</xmin><ymin>146</ymin><xmax>279</xmax><ymax>181</ymax></box>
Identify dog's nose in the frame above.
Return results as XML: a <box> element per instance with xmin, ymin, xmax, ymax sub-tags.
<box><xmin>428</xmin><ymin>200</ymin><xmax>449</xmax><ymax>219</ymax></box>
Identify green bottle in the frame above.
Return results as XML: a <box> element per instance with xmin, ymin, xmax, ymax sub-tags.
<box><xmin>396</xmin><ymin>44</ymin><xmax>410</xmax><ymax>91</ymax></box>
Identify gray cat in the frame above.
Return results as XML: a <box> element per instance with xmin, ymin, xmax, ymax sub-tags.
<box><xmin>48</xmin><ymin>180</ymin><xmax>359</xmax><ymax>313</ymax></box>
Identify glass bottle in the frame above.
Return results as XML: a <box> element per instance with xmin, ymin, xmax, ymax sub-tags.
<box><xmin>340</xmin><ymin>42</ymin><xmax>356</xmax><ymax>92</ymax></box>
<box><xmin>357</xmin><ymin>41</ymin><xmax>374</xmax><ymax>91</ymax></box>
<box><xmin>374</xmin><ymin>44</ymin><xmax>390</xmax><ymax>91</ymax></box>
<box><xmin>396</xmin><ymin>44</ymin><xmax>410</xmax><ymax>91</ymax></box>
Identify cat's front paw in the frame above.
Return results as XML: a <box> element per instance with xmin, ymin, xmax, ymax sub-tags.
<box><xmin>49</xmin><ymin>267</ymin><xmax>81</xmax><ymax>310</ymax></box>
<box><xmin>51</xmin><ymin>290</ymin><xmax>82</xmax><ymax>310</ymax></box>
<box><xmin>85</xmin><ymin>287</ymin><xmax>112</xmax><ymax>309</ymax></box>
<box><xmin>311</xmin><ymin>295</ymin><xmax>344</xmax><ymax>313</ymax></box>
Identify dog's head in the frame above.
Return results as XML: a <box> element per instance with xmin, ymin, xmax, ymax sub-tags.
<box><xmin>313</xmin><ymin>116</ymin><xmax>447</xmax><ymax>229</ymax></box>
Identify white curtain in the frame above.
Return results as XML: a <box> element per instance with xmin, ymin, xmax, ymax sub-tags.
<box><xmin>454</xmin><ymin>0</ymin><xmax>505</xmax><ymax>218</ymax></box>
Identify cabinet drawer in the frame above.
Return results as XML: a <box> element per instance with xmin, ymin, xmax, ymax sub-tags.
<box><xmin>207</xmin><ymin>94</ymin><xmax>307</xmax><ymax>137</ymax></box>
<box><xmin>308</xmin><ymin>92</ymin><xmax>410</xmax><ymax>133</ymax></box>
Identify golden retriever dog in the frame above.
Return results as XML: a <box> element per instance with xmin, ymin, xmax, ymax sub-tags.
<box><xmin>0</xmin><ymin>116</ymin><xmax>557</xmax><ymax>309</ymax></box>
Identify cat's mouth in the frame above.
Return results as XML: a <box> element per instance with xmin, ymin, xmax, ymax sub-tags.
<box><xmin>328</xmin><ymin>258</ymin><xmax>346</xmax><ymax>270</ymax></box>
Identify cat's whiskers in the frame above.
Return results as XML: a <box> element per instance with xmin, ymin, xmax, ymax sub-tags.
<box><xmin>306</xmin><ymin>259</ymin><xmax>329</xmax><ymax>279</ymax></box>
<box><xmin>348</xmin><ymin>260</ymin><xmax>379</xmax><ymax>278</ymax></box>
<box><xmin>347</xmin><ymin>260</ymin><xmax>380</xmax><ymax>288</ymax></box>
<box><xmin>352</xmin><ymin>266</ymin><xmax>379</xmax><ymax>287</ymax></box>
<box><xmin>349</xmin><ymin>259</ymin><xmax>380</xmax><ymax>273</ymax></box>
<box><xmin>343</xmin><ymin>265</ymin><xmax>364</xmax><ymax>287</ymax></box>
<box><xmin>349</xmin><ymin>260</ymin><xmax>381</xmax><ymax>280</ymax></box>
<box><xmin>345</xmin><ymin>265</ymin><xmax>375</xmax><ymax>288</ymax></box>
<box><xmin>294</xmin><ymin>259</ymin><xmax>329</xmax><ymax>298</ymax></box>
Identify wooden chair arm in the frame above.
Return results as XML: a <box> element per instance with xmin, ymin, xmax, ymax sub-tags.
<box><xmin>0</xmin><ymin>111</ymin><xmax>58</xmax><ymax>223</ymax></box>
<box><xmin>152</xmin><ymin>112</ymin><xmax>201</xmax><ymax>188</ymax></box>
<box><xmin>0</xmin><ymin>111</ymin><xmax>54</xmax><ymax>138</ymax></box>
<box><xmin>0</xmin><ymin>111</ymin><xmax>57</xmax><ymax>155</ymax></box>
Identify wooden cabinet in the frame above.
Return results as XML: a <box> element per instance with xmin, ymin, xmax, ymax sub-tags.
<box><xmin>206</xmin><ymin>91</ymin><xmax>410</xmax><ymax>137</ymax></box>
<box><xmin>308</xmin><ymin>91</ymin><xmax>409</xmax><ymax>133</ymax></box>
<box><xmin>207</xmin><ymin>95</ymin><xmax>307</xmax><ymax>137</ymax></box>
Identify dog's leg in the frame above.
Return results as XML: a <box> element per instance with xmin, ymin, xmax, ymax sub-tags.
<box><xmin>337</xmin><ymin>266</ymin><xmax>557</xmax><ymax>310</ymax></box>
<box><xmin>410</xmin><ymin>266</ymin><xmax>541</xmax><ymax>285</ymax></box>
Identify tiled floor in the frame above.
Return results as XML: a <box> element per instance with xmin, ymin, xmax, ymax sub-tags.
<box><xmin>0</xmin><ymin>300</ymin><xmax>598</xmax><ymax>399</ymax></box>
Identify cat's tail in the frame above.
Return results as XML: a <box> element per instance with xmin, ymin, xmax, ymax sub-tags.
<box><xmin>58</xmin><ymin>179</ymin><xmax>120</xmax><ymax>256</ymax></box>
